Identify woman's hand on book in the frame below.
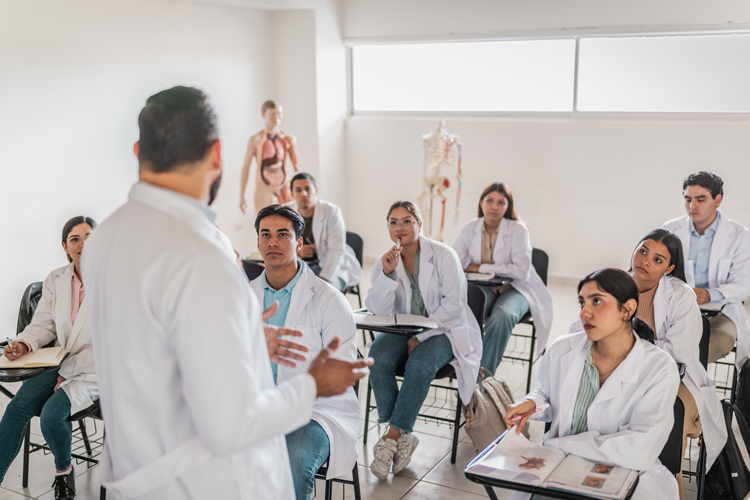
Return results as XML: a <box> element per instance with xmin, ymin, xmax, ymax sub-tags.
<box><xmin>3</xmin><ymin>341</ymin><xmax>29</xmax><ymax>360</ymax></box>
<box><xmin>505</xmin><ymin>399</ymin><xmax>536</xmax><ymax>434</ymax></box>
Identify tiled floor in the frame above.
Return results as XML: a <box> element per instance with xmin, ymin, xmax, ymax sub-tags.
<box><xmin>1</xmin><ymin>265</ymin><xmax>749</xmax><ymax>499</ymax></box>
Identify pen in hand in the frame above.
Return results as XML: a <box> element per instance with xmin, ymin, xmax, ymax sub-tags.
<box><xmin>510</xmin><ymin>404</ymin><xmax>550</xmax><ymax>422</ymax></box>
<box><xmin>5</xmin><ymin>337</ymin><xmax>16</xmax><ymax>358</ymax></box>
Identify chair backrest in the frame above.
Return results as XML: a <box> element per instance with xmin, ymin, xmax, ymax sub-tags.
<box><xmin>346</xmin><ymin>231</ymin><xmax>364</xmax><ymax>267</ymax></box>
<box><xmin>659</xmin><ymin>395</ymin><xmax>686</xmax><ymax>475</ymax></box>
<box><xmin>531</xmin><ymin>248</ymin><xmax>549</xmax><ymax>286</ymax></box>
<box><xmin>241</xmin><ymin>260</ymin><xmax>265</xmax><ymax>282</ymax></box>
<box><xmin>700</xmin><ymin>315</ymin><xmax>710</xmax><ymax>369</ymax></box>
<box><xmin>467</xmin><ymin>283</ymin><xmax>486</xmax><ymax>332</ymax></box>
<box><xmin>17</xmin><ymin>282</ymin><xmax>43</xmax><ymax>335</ymax></box>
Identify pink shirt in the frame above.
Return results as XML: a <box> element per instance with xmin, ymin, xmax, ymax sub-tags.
<box><xmin>71</xmin><ymin>271</ymin><xmax>85</xmax><ymax>324</ymax></box>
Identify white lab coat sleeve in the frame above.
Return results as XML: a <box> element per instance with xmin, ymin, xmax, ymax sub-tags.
<box><xmin>478</xmin><ymin>225</ymin><xmax>533</xmax><ymax>281</ymax></box>
<box><xmin>365</xmin><ymin>258</ymin><xmax>399</xmax><ymax>315</ymax></box>
<box><xmin>322</xmin><ymin>291</ymin><xmax>358</xmax><ymax>363</ymax></box>
<box><xmin>451</xmin><ymin>225</ymin><xmax>472</xmax><ymax>270</ymax></box>
<box><xmin>173</xmin><ymin>255</ymin><xmax>316</xmax><ymax>457</ymax></box>
<box><xmin>655</xmin><ymin>290</ymin><xmax>702</xmax><ymax>364</ymax></box>
<box><xmin>416</xmin><ymin>248</ymin><xmax>468</xmax><ymax>343</ymax></box>
<box><xmin>319</xmin><ymin>206</ymin><xmax>347</xmax><ymax>283</ymax></box>
<box><xmin>16</xmin><ymin>272</ymin><xmax>58</xmax><ymax>351</ymax></box>
<box><xmin>58</xmin><ymin>344</ymin><xmax>95</xmax><ymax>380</ymax></box>
<box><xmin>544</xmin><ymin>361</ymin><xmax>679</xmax><ymax>471</ymax></box>
<box><xmin>525</xmin><ymin>346</ymin><xmax>553</xmax><ymax>422</ymax></box>
<box><xmin>715</xmin><ymin>229</ymin><xmax>750</xmax><ymax>305</ymax></box>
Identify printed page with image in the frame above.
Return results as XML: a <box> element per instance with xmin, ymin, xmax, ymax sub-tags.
<box><xmin>466</xmin><ymin>430</ymin><xmax>639</xmax><ymax>500</ymax></box>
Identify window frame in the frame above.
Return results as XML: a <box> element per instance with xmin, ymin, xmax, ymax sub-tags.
<box><xmin>346</xmin><ymin>26</ymin><xmax>750</xmax><ymax>121</ymax></box>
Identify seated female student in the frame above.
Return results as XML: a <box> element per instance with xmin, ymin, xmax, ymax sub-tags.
<box><xmin>452</xmin><ymin>181</ymin><xmax>553</xmax><ymax>373</ymax></box>
<box><xmin>0</xmin><ymin>216</ymin><xmax>98</xmax><ymax>500</ymax></box>
<box><xmin>366</xmin><ymin>201</ymin><xmax>482</xmax><ymax>480</ymax></box>
<box><xmin>505</xmin><ymin>268</ymin><xmax>681</xmax><ymax>500</ymax></box>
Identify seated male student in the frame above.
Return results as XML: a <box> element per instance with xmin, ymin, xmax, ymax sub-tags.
<box><xmin>286</xmin><ymin>172</ymin><xmax>363</xmax><ymax>292</ymax></box>
<box><xmin>250</xmin><ymin>204</ymin><xmax>360</xmax><ymax>500</ymax></box>
<box><xmin>663</xmin><ymin>171</ymin><xmax>750</xmax><ymax>367</ymax></box>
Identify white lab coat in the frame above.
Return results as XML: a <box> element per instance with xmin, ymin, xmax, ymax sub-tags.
<box><xmin>452</xmin><ymin>217</ymin><xmax>553</xmax><ymax>356</ymax></box>
<box><xmin>663</xmin><ymin>213</ymin><xmax>750</xmax><ymax>369</ymax></box>
<box><xmin>286</xmin><ymin>199</ymin><xmax>363</xmax><ymax>287</ymax></box>
<box><xmin>250</xmin><ymin>263</ymin><xmax>359</xmax><ymax>479</ymax></box>
<box><xmin>365</xmin><ymin>235</ymin><xmax>482</xmax><ymax>403</ymax></box>
<box><xmin>570</xmin><ymin>274</ymin><xmax>727</xmax><ymax>469</ymax></box>
<box><xmin>82</xmin><ymin>182</ymin><xmax>316</xmax><ymax>500</ymax></box>
<box><xmin>16</xmin><ymin>263</ymin><xmax>97</xmax><ymax>415</ymax></box>
<box><xmin>527</xmin><ymin>331</ymin><xmax>681</xmax><ymax>500</ymax></box>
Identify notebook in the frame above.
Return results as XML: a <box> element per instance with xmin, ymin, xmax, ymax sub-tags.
<box><xmin>353</xmin><ymin>312</ymin><xmax>438</xmax><ymax>329</ymax></box>
<box><xmin>0</xmin><ymin>346</ymin><xmax>69</xmax><ymax>369</ymax></box>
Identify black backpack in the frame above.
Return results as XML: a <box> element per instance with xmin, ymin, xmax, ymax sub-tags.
<box><xmin>704</xmin><ymin>400</ymin><xmax>750</xmax><ymax>500</ymax></box>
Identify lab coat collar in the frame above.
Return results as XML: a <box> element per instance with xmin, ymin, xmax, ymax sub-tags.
<box><xmin>53</xmin><ymin>263</ymin><xmax>75</xmax><ymax>338</ymax></box>
<box><xmin>393</xmin><ymin>236</ymin><xmax>436</xmax><ymax>310</ymax></box>
<box><xmin>283</xmin><ymin>262</ymin><xmax>319</xmax><ymax>327</ymax></box>
<box><xmin>128</xmin><ymin>182</ymin><xmax>217</xmax><ymax>229</ymax></box>
<box><xmin>471</xmin><ymin>217</ymin><xmax>507</xmax><ymax>260</ymax></box>
<box><xmin>708</xmin><ymin>211</ymin><xmax>732</xmax><ymax>285</ymax></box>
<box><xmin>652</xmin><ymin>274</ymin><xmax>674</xmax><ymax>338</ymax></box>
<box><xmin>591</xmin><ymin>331</ymin><xmax>645</xmax><ymax>405</ymax></box>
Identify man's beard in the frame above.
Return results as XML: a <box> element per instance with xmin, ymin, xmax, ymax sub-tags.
<box><xmin>208</xmin><ymin>172</ymin><xmax>222</xmax><ymax>206</ymax></box>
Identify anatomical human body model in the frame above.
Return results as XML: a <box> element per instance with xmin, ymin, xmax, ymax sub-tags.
<box><xmin>240</xmin><ymin>100</ymin><xmax>300</xmax><ymax>215</ymax></box>
<box><xmin>417</xmin><ymin>119</ymin><xmax>463</xmax><ymax>240</ymax></box>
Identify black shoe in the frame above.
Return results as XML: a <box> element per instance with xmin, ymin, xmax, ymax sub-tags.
<box><xmin>52</xmin><ymin>467</ymin><xmax>76</xmax><ymax>500</ymax></box>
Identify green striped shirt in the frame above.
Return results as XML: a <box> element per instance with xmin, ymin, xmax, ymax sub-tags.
<box><xmin>570</xmin><ymin>342</ymin><xmax>599</xmax><ymax>435</ymax></box>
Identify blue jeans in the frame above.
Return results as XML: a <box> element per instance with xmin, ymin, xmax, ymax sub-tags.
<box><xmin>368</xmin><ymin>333</ymin><xmax>454</xmax><ymax>433</ymax></box>
<box><xmin>480</xmin><ymin>286</ymin><xmax>530</xmax><ymax>373</ymax></box>
<box><xmin>286</xmin><ymin>419</ymin><xmax>330</xmax><ymax>500</ymax></box>
<box><xmin>0</xmin><ymin>369</ymin><xmax>72</xmax><ymax>482</ymax></box>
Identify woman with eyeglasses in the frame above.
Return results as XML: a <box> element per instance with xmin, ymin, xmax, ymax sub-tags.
<box><xmin>452</xmin><ymin>181</ymin><xmax>553</xmax><ymax>374</ymax></box>
<box><xmin>365</xmin><ymin>201</ymin><xmax>482</xmax><ymax>480</ymax></box>
<box><xmin>0</xmin><ymin>216</ymin><xmax>98</xmax><ymax>500</ymax></box>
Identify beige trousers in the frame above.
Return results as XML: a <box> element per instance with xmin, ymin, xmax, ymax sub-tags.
<box><xmin>708</xmin><ymin>313</ymin><xmax>738</xmax><ymax>364</ymax></box>
<box><xmin>677</xmin><ymin>382</ymin><xmax>701</xmax><ymax>500</ymax></box>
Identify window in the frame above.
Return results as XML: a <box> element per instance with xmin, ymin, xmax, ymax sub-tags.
<box><xmin>577</xmin><ymin>34</ymin><xmax>750</xmax><ymax>113</ymax></box>
<box><xmin>351</xmin><ymin>40</ymin><xmax>576</xmax><ymax>112</ymax></box>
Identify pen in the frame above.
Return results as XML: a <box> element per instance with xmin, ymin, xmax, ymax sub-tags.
<box><xmin>5</xmin><ymin>337</ymin><xmax>15</xmax><ymax>356</ymax></box>
<box><xmin>396</xmin><ymin>238</ymin><xmax>401</xmax><ymax>251</ymax></box>
<box><xmin>510</xmin><ymin>404</ymin><xmax>550</xmax><ymax>421</ymax></box>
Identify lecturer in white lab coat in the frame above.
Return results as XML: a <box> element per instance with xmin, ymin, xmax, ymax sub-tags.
<box><xmin>286</xmin><ymin>172</ymin><xmax>362</xmax><ymax>291</ymax></box>
<box><xmin>570</xmin><ymin>229</ymin><xmax>726</xmax><ymax>499</ymax></box>
<box><xmin>663</xmin><ymin>171</ymin><xmax>750</xmax><ymax>369</ymax></box>
<box><xmin>366</xmin><ymin>201</ymin><xmax>482</xmax><ymax>479</ymax></box>
<box><xmin>0</xmin><ymin>216</ymin><xmax>98</xmax><ymax>497</ymax></box>
<box><xmin>507</xmin><ymin>269</ymin><xmax>681</xmax><ymax>500</ymax></box>
<box><xmin>452</xmin><ymin>181</ymin><xmax>553</xmax><ymax>373</ymax></box>
<box><xmin>249</xmin><ymin>204</ymin><xmax>359</xmax><ymax>500</ymax></box>
<box><xmin>82</xmin><ymin>86</ymin><xmax>371</xmax><ymax>500</ymax></box>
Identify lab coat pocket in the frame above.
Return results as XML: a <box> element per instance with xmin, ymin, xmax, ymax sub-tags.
<box><xmin>718</xmin><ymin>259</ymin><xmax>731</xmax><ymax>285</ymax></box>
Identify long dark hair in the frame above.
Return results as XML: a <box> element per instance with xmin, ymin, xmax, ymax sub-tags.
<box><xmin>631</xmin><ymin>228</ymin><xmax>687</xmax><ymax>283</ymax></box>
<box><xmin>62</xmin><ymin>216</ymin><xmax>98</xmax><ymax>263</ymax></box>
<box><xmin>478</xmin><ymin>181</ymin><xmax>519</xmax><ymax>220</ymax></box>
<box><xmin>577</xmin><ymin>268</ymin><xmax>655</xmax><ymax>344</ymax></box>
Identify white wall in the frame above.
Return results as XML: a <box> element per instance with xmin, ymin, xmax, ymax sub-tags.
<box><xmin>0</xmin><ymin>0</ymin><xmax>275</xmax><ymax>333</ymax></box>
<box><xmin>342</xmin><ymin>0</ymin><xmax>750</xmax><ymax>284</ymax></box>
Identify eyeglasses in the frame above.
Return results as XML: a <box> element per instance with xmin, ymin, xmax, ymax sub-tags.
<box><xmin>387</xmin><ymin>219</ymin><xmax>417</xmax><ymax>230</ymax></box>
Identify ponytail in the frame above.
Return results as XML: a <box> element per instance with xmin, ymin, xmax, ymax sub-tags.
<box><xmin>631</xmin><ymin>315</ymin><xmax>655</xmax><ymax>344</ymax></box>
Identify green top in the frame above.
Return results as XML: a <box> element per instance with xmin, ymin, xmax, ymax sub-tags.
<box><xmin>386</xmin><ymin>248</ymin><xmax>428</xmax><ymax>317</ymax></box>
<box><xmin>570</xmin><ymin>342</ymin><xmax>599</xmax><ymax>435</ymax></box>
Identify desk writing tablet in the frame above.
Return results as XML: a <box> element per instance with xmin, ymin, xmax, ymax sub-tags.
<box><xmin>353</xmin><ymin>309</ymin><xmax>432</xmax><ymax>337</ymax></box>
<box><xmin>466</xmin><ymin>274</ymin><xmax>513</xmax><ymax>287</ymax></box>
<box><xmin>0</xmin><ymin>352</ymin><xmax>70</xmax><ymax>383</ymax></box>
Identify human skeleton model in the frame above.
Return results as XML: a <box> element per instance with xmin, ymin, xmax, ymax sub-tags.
<box><xmin>240</xmin><ymin>101</ymin><xmax>300</xmax><ymax>214</ymax></box>
<box><xmin>417</xmin><ymin>119</ymin><xmax>463</xmax><ymax>241</ymax></box>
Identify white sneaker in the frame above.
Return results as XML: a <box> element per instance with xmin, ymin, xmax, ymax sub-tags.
<box><xmin>371</xmin><ymin>437</ymin><xmax>398</xmax><ymax>480</ymax></box>
<box><xmin>392</xmin><ymin>433</ymin><xmax>419</xmax><ymax>474</ymax></box>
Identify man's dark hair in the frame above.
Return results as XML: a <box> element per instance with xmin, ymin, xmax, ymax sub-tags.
<box><xmin>137</xmin><ymin>86</ymin><xmax>219</xmax><ymax>173</ymax></box>
<box><xmin>683</xmin><ymin>171</ymin><xmax>724</xmax><ymax>199</ymax></box>
<box><xmin>290</xmin><ymin>172</ymin><xmax>316</xmax><ymax>191</ymax></box>
<box><xmin>255</xmin><ymin>204</ymin><xmax>305</xmax><ymax>239</ymax></box>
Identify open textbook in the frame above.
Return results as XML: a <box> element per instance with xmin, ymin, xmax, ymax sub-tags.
<box><xmin>0</xmin><ymin>346</ymin><xmax>68</xmax><ymax>369</ymax></box>
<box><xmin>466</xmin><ymin>430</ymin><xmax>639</xmax><ymax>500</ymax></box>
<box><xmin>353</xmin><ymin>312</ymin><xmax>438</xmax><ymax>329</ymax></box>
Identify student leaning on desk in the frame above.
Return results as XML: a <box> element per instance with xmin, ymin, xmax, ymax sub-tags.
<box><xmin>366</xmin><ymin>200</ymin><xmax>482</xmax><ymax>480</ymax></box>
<box><xmin>505</xmin><ymin>268</ymin><xmax>680</xmax><ymax>500</ymax></box>
<box><xmin>0</xmin><ymin>216</ymin><xmax>99</xmax><ymax>500</ymax></box>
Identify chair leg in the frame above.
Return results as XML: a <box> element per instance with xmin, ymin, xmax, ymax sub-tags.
<box><xmin>100</xmin><ymin>486</ymin><xmax>107</xmax><ymax>500</ymax></box>
<box><xmin>483</xmin><ymin>484</ymin><xmax>500</xmax><ymax>500</ymax></box>
<box><xmin>363</xmin><ymin>379</ymin><xmax>372</xmax><ymax>446</ymax></box>
<box><xmin>357</xmin><ymin>289</ymin><xmax>362</xmax><ymax>308</ymax></box>
<box><xmin>697</xmin><ymin>435</ymin><xmax>706</xmax><ymax>500</ymax></box>
<box><xmin>526</xmin><ymin>325</ymin><xmax>537</xmax><ymax>394</ymax></box>
<box><xmin>731</xmin><ymin>362</ymin><xmax>738</xmax><ymax>404</ymax></box>
<box><xmin>79</xmin><ymin>419</ymin><xmax>92</xmax><ymax>455</ymax></box>
<box><xmin>325</xmin><ymin>478</ymin><xmax>333</xmax><ymax>500</ymax></box>
<box><xmin>352</xmin><ymin>463</ymin><xmax>362</xmax><ymax>500</ymax></box>
<box><xmin>22</xmin><ymin>423</ymin><xmax>30</xmax><ymax>487</ymax></box>
<box><xmin>0</xmin><ymin>384</ymin><xmax>14</xmax><ymax>399</ymax></box>
<box><xmin>451</xmin><ymin>397</ymin><xmax>462</xmax><ymax>464</ymax></box>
